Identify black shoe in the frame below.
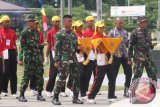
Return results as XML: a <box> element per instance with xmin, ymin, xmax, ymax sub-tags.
<box><xmin>37</xmin><ymin>95</ymin><xmax>46</xmax><ymax>101</ymax></box>
<box><xmin>72</xmin><ymin>99</ymin><xmax>83</xmax><ymax>104</ymax></box>
<box><xmin>52</xmin><ymin>98</ymin><xmax>61</xmax><ymax>105</ymax></box>
<box><xmin>123</xmin><ymin>87</ymin><xmax>129</xmax><ymax>98</ymax></box>
<box><xmin>108</xmin><ymin>95</ymin><xmax>117</xmax><ymax>99</ymax></box>
<box><xmin>19</xmin><ymin>95</ymin><xmax>27</xmax><ymax>102</ymax></box>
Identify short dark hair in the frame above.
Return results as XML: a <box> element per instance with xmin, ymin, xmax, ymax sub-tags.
<box><xmin>63</xmin><ymin>15</ymin><xmax>72</xmax><ymax>19</ymax></box>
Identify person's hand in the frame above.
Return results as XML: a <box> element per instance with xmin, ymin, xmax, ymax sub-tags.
<box><xmin>128</xmin><ymin>60</ymin><xmax>132</xmax><ymax>65</ymax></box>
<box><xmin>54</xmin><ymin>61</ymin><xmax>60</xmax><ymax>69</ymax></box>
<box><xmin>152</xmin><ymin>43</ymin><xmax>157</xmax><ymax>46</ymax></box>
<box><xmin>44</xmin><ymin>57</ymin><xmax>49</xmax><ymax>65</ymax></box>
<box><xmin>18</xmin><ymin>60</ymin><xmax>23</xmax><ymax>66</ymax></box>
<box><xmin>77</xmin><ymin>46</ymin><xmax>83</xmax><ymax>50</ymax></box>
<box><xmin>41</xmin><ymin>42</ymin><xmax>47</xmax><ymax>46</ymax></box>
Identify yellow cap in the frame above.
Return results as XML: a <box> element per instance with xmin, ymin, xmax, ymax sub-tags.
<box><xmin>74</xmin><ymin>20</ymin><xmax>83</xmax><ymax>27</ymax></box>
<box><xmin>1</xmin><ymin>15</ymin><xmax>10</xmax><ymax>22</ymax></box>
<box><xmin>86</xmin><ymin>16</ymin><xmax>94</xmax><ymax>22</ymax></box>
<box><xmin>94</xmin><ymin>21</ymin><xmax>105</xmax><ymax>36</ymax></box>
<box><xmin>0</xmin><ymin>19</ymin><xmax>2</xmax><ymax>23</ymax></box>
<box><xmin>52</xmin><ymin>16</ymin><xmax>60</xmax><ymax>21</ymax></box>
<box><xmin>72</xmin><ymin>21</ymin><xmax>75</xmax><ymax>27</ymax></box>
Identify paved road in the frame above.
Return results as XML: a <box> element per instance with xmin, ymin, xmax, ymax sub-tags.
<box><xmin>0</xmin><ymin>91</ymin><xmax>126</xmax><ymax>107</ymax></box>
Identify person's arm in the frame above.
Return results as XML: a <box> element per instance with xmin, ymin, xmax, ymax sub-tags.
<box><xmin>54</xmin><ymin>32</ymin><xmax>62</xmax><ymax>63</ymax></box>
<box><xmin>128</xmin><ymin>30</ymin><xmax>137</xmax><ymax>62</ymax></box>
<box><xmin>147</xmin><ymin>31</ymin><xmax>156</xmax><ymax>49</ymax></box>
<box><xmin>18</xmin><ymin>31</ymin><xmax>26</xmax><ymax>65</ymax></box>
<box><xmin>44</xmin><ymin>32</ymin><xmax>51</xmax><ymax>64</ymax></box>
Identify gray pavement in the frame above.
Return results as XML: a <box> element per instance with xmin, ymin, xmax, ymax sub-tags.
<box><xmin>0</xmin><ymin>91</ymin><xmax>126</xmax><ymax>107</ymax></box>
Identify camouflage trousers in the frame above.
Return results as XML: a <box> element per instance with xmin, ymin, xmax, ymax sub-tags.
<box><xmin>54</xmin><ymin>62</ymin><xmax>80</xmax><ymax>98</ymax></box>
<box><xmin>132</xmin><ymin>59</ymin><xmax>157</xmax><ymax>82</ymax></box>
<box><xmin>20</xmin><ymin>60</ymin><xmax>44</xmax><ymax>93</ymax></box>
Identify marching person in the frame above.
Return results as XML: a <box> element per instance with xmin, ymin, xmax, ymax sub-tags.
<box><xmin>45</xmin><ymin>16</ymin><xmax>67</xmax><ymax>97</ymax></box>
<box><xmin>29</xmin><ymin>20</ymin><xmax>46</xmax><ymax>96</ymax></box>
<box><xmin>87</xmin><ymin>21</ymin><xmax>117</xmax><ymax>104</ymax></box>
<box><xmin>108</xmin><ymin>18</ymin><xmax>132</xmax><ymax>98</ymax></box>
<box><xmin>18</xmin><ymin>14</ymin><xmax>45</xmax><ymax>102</ymax></box>
<box><xmin>128</xmin><ymin>16</ymin><xmax>157</xmax><ymax>82</ymax></box>
<box><xmin>52</xmin><ymin>15</ymin><xmax>83</xmax><ymax>105</ymax></box>
<box><xmin>0</xmin><ymin>18</ymin><xmax>3</xmax><ymax>99</ymax></box>
<box><xmin>74</xmin><ymin>20</ymin><xmax>86</xmax><ymax>98</ymax></box>
<box><xmin>0</xmin><ymin>15</ymin><xmax>18</xmax><ymax>99</ymax></box>
<box><xmin>83</xmin><ymin>16</ymin><xmax>99</xmax><ymax>96</ymax></box>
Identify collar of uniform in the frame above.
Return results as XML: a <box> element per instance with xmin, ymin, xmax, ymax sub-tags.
<box><xmin>26</xmin><ymin>27</ymin><xmax>35</xmax><ymax>32</ymax></box>
<box><xmin>62</xmin><ymin>28</ymin><xmax>72</xmax><ymax>34</ymax></box>
<box><xmin>115</xmin><ymin>27</ymin><xmax>123</xmax><ymax>32</ymax></box>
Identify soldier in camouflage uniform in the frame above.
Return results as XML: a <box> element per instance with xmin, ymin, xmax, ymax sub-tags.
<box><xmin>128</xmin><ymin>16</ymin><xmax>157</xmax><ymax>82</ymax></box>
<box><xmin>52</xmin><ymin>15</ymin><xmax>83</xmax><ymax>105</ymax></box>
<box><xmin>18</xmin><ymin>15</ymin><xmax>45</xmax><ymax>102</ymax></box>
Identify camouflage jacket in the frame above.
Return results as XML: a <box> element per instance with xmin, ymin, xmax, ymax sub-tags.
<box><xmin>128</xmin><ymin>28</ymin><xmax>154</xmax><ymax>61</ymax></box>
<box><xmin>54</xmin><ymin>28</ymin><xmax>78</xmax><ymax>62</ymax></box>
<box><xmin>19</xmin><ymin>28</ymin><xmax>42</xmax><ymax>63</ymax></box>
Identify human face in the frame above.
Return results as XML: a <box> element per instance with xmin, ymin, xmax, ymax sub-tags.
<box><xmin>115</xmin><ymin>20</ymin><xmax>124</xmax><ymax>29</ymax></box>
<box><xmin>139</xmin><ymin>21</ymin><xmax>148</xmax><ymax>30</ymax></box>
<box><xmin>97</xmin><ymin>26</ymin><xmax>105</xmax><ymax>35</ymax></box>
<box><xmin>86</xmin><ymin>20</ymin><xmax>94</xmax><ymax>28</ymax></box>
<box><xmin>52</xmin><ymin>20</ymin><xmax>60</xmax><ymax>28</ymax></box>
<box><xmin>27</xmin><ymin>20</ymin><xmax>36</xmax><ymax>29</ymax></box>
<box><xmin>2</xmin><ymin>20</ymin><xmax>10</xmax><ymax>29</ymax></box>
<box><xmin>63</xmin><ymin>18</ymin><xmax>72</xmax><ymax>29</ymax></box>
<box><xmin>76</xmin><ymin>25</ymin><xmax>83</xmax><ymax>32</ymax></box>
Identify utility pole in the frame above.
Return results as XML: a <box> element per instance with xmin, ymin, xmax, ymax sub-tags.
<box><xmin>127</xmin><ymin>0</ymin><xmax>130</xmax><ymax>24</ymax></box>
<box><xmin>96</xmin><ymin>0</ymin><xmax>102</xmax><ymax>21</ymax></box>
<box><xmin>60</xmin><ymin>0</ymin><xmax>65</xmax><ymax>28</ymax></box>
<box><xmin>68</xmin><ymin>0</ymin><xmax>72</xmax><ymax>15</ymax></box>
<box><xmin>158</xmin><ymin>0</ymin><xmax>160</xmax><ymax>29</ymax></box>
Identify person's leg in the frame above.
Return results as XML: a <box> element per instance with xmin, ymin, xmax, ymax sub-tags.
<box><xmin>0</xmin><ymin>58</ymin><xmax>3</xmax><ymax>97</ymax></box>
<box><xmin>52</xmin><ymin>62</ymin><xmax>68</xmax><ymax>105</ymax></box>
<box><xmin>69</xmin><ymin>63</ymin><xmax>83</xmax><ymax>104</ymax></box>
<box><xmin>106</xmin><ymin>64</ymin><xmax>117</xmax><ymax>99</ymax></box>
<box><xmin>30</xmin><ymin>74</ymin><xmax>37</xmax><ymax>90</ymax></box>
<box><xmin>79</xmin><ymin>63</ymin><xmax>86</xmax><ymax>97</ymax></box>
<box><xmin>67</xmin><ymin>74</ymin><xmax>73</xmax><ymax>90</ymax></box>
<box><xmin>19</xmin><ymin>67</ymin><xmax>31</xmax><ymax>102</ymax></box>
<box><xmin>121</xmin><ymin>56</ymin><xmax>132</xmax><ymax>97</ymax></box>
<box><xmin>132</xmin><ymin>61</ymin><xmax>144</xmax><ymax>82</ymax></box>
<box><xmin>112</xmin><ymin>56</ymin><xmax>121</xmax><ymax>79</ymax></box>
<box><xmin>145</xmin><ymin>61</ymin><xmax>157</xmax><ymax>82</ymax></box>
<box><xmin>36</xmin><ymin>62</ymin><xmax>45</xmax><ymax>101</ymax></box>
<box><xmin>9</xmin><ymin>50</ymin><xmax>17</xmax><ymax>95</ymax></box>
<box><xmin>92</xmin><ymin>60</ymin><xmax>97</xmax><ymax>79</ymax></box>
<box><xmin>85</xmin><ymin>61</ymin><xmax>94</xmax><ymax>93</ymax></box>
<box><xmin>1</xmin><ymin>59</ymin><xmax>9</xmax><ymax>95</ymax></box>
<box><xmin>88</xmin><ymin>66</ymin><xmax>106</xmax><ymax>100</ymax></box>
<box><xmin>46</xmin><ymin>60</ymin><xmax>58</xmax><ymax>93</ymax></box>
<box><xmin>46</xmin><ymin>53</ymin><xmax>58</xmax><ymax>93</ymax></box>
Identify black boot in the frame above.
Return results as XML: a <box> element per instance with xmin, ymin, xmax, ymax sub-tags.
<box><xmin>72</xmin><ymin>93</ymin><xmax>83</xmax><ymax>104</ymax></box>
<box><xmin>37</xmin><ymin>92</ymin><xmax>45</xmax><ymax>101</ymax></box>
<box><xmin>72</xmin><ymin>99</ymin><xmax>83</xmax><ymax>104</ymax></box>
<box><xmin>19</xmin><ymin>92</ymin><xmax>27</xmax><ymax>102</ymax></box>
<box><xmin>123</xmin><ymin>87</ymin><xmax>129</xmax><ymax>98</ymax></box>
<box><xmin>52</xmin><ymin>94</ymin><xmax>61</xmax><ymax>105</ymax></box>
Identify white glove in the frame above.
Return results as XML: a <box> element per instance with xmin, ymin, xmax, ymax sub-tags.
<box><xmin>44</xmin><ymin>57</ymin><xmax>49</xmax><ymax>65</ymax></box>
